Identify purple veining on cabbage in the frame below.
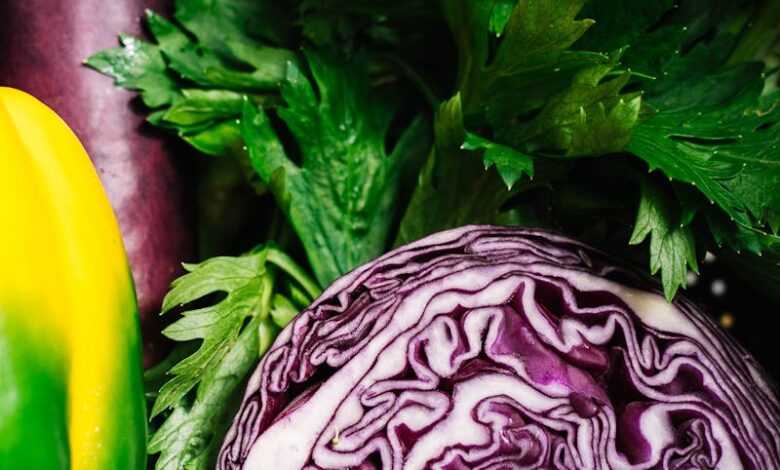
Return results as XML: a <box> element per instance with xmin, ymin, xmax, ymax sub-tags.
<box><xmin>218</xmin><ymin>226</ymin><xmax>780</xmax><ymax>469</ymax></box>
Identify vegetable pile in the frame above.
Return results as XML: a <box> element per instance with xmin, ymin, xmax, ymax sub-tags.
<box><xmin>68</xmin><ymin>0</ymin><xmax>780</xmax><ymax>467</ymax></box>
<box><xmin>218</xmin><ymin>226</ymin><xmax>780</xmax><ymax>469</ymax></box>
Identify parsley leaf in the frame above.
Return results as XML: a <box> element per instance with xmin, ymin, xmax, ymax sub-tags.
<box><xmin>152</xmin><ymin>250</ymin><xmax>270</xmax><ymax>418</ymax></box>
<box><xmin>243</xmin><ymin>49</ymin><xmax>430</xmax><ymax>285</ymax></box>
<box><xmin>398</xmin><ymin>0</ymin><xmax>618</xmax><ymax>244</ymax></box>
<box><xmin>395</xmin><ymin>95</ymin><xmax>525</xmax><ymax>245</ymax></box>
<box><xmin>161</xmin><ymin>89</ymin><xmax>245</xmax><ymax>127</ymax></box>
<box><xmin>85</xmin><ymin>35</ymin><xmax>178</xmax><ymax>108</ymax></box>
<box><xmin>145</xmin><ymin>10</ymin><xmax>293</xmax><ymax>91</ymax></box>
<box><xmin>628</xmin><ymin>64</ymin><xmax>780</xmax><ymax>236</ymax></box>
<box><xmin>445</xmin><ymin>0</ymin><xmax>605</xmax><ymax>125</ymax></box>
<box><xmin>629</xmin><ymin>177</ymin><xmax>699</xmax><ymax>300</ymax></box>
<box><xmin>173</xmin><ymin>0</ymin><xmax>291</xmax><ymax>50</ymax></box>
<box><xmin>399</xmin><ymin>0</ymin><xmax>619</xmax><ymax>242</ymax></box>
<box><xmin>488</xmin><ymin>0</ymin><xmax>515</xmax><ymax>36</ymax></box>
<box><xmin>509</xmin><ymin>53</ymin><xmax>641</xmax><ymax>157</ymax></box>
<box><xmin>87</xmin><ymin>4</ymin><xmax>294</xmax><ymax>159</ymax></box>
<box><xmin>148</xmin><ymin>317</ymin><xmax>262</xmax><ymax>470</ymax></box>
<box><xmin>150</xmin><ymin>89</ymin><xmax>276</xmax><ymax>157</ymax></box>
<box><xmin>148</xmin><ymin>246</ymin><xmax>318</xmax><ymax>470</ymax></box>
<box><xmin>462</xmin><ymin>131</ymin><xmax>534</xmax><ymax>189</ymax></box>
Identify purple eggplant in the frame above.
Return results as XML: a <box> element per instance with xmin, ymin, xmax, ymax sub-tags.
<box><xmin>0</xmin><ymin>0</ymin><xmax>194</xmax><ymax>366</ymax></box>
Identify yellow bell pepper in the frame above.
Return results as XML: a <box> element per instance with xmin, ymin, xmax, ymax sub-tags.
<box><xmin>0</xmin><ymin>87</ymin><xmax>146</xmax><ymax>469</ymax></box>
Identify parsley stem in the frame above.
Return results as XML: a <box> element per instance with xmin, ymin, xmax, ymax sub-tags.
<box><xmin>267</xmin><ymin>248</ymin><xmax>322</xmax><ymax>300</ymax></box>
<box><xmin>605</xmin><ymin>69</ymin><xmax>655</xmax><ymax>81</ymax></box>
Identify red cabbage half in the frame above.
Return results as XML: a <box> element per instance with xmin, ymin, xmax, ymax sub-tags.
<box><xmin>218</xmin><ymin>226</ymin><xmax>780</xmax><ymax>469</ymax></box>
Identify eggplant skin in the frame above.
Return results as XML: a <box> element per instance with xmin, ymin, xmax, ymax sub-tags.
<box><xmin>0</xmin><ymin>0</ymin><xmax>194</xmax><ymax>364</ymax></box>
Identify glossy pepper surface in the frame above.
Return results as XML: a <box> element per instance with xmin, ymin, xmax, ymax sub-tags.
<box><xmin>0</xmin><ymin>87</ymin><xmax>146</xmax><ymax>469</ymax></box>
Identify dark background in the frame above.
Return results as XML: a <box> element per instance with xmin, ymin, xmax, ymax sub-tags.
<box><xmin>686</xmin><ymin>256</ymin><xmax>779</xmax><ymax>384</ymax></box>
